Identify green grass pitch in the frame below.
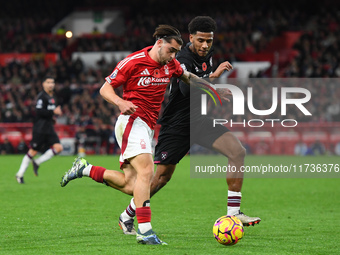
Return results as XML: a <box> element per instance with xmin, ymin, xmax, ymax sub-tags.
<box><xmin>1</xmin><ymin>155</ymin><xmax>340</xmax><ymax>254</ymax></box>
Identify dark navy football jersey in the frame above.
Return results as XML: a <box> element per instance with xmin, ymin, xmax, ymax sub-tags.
<box><xmin>158</xmin><ymin>42</ymin><xmax>213</xmax><ymax>133</ymax></box>
<box><xmin>32</xmin><ymin>90</ymin><xmax>57</xmax><ymax>134</ymax></box>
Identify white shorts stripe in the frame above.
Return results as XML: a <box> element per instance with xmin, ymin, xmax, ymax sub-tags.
<box><xmin>115</xmin><ymin>115</ymin><xmax>154</xmax><ymax>164</ymax></box>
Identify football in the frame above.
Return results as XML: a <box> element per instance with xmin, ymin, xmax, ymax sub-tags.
<box><xmin>213</xmin><ymin>215</ymin><xmax>244</xmax><ymax>245</ymax></box>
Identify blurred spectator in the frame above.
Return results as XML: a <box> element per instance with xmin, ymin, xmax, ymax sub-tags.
<box><xmin>85</xmin><ymin>124</ymin><xmax>103</xmax><ymax>154</ymax></box>
<box><xmin>0</xmin><ymin>137</ymin><xmax>15</xmax><ymax>154</ymax></box>
<box><xmin>74</xmin><ymin>124</ymin><xmax>109</xmax><ymax>155</ymax></box>
<box><xmin>335</xmin><ymin>142</ymin><xmax>340</xmax><ymax>156</ymax></box>
<box><xmin>74</xmin><ymin>125</ymin><xmax>87</xmax><ymax>155</ymax></box>
<box><xmin>310</xmin><ymin>140</ymin><xmax>326</xmax><ymax>155</ymax></box>
<box><xmin>16</xmin><ymin>138</ymin><xmax>29</xmax><ymax>154</ymax></box>
<box><xmin>294</xmin><ymin>141</ymin><xmax>308</xmax><ymax>156</ymax></box>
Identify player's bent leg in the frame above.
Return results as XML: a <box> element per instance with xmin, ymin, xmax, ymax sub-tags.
<box><xmin>129</xmin><ymin>153</ymin><xmax>166</xmax><ymax>245</ymax></box>
<box><xmin>53</xmin><ymin>143</ymin><xmax>63</xmax><ymax>154</ymax></box>
<box><xmin>16</xmin><ymin>149</ymin><xmax>38</xmax><ymax>183</ymax></box>
<box><xmin>28</xmin><ymin>148</ymin><xmax>38</xmax><ymax>157</ymax></box>
<box><xmin>119</xmin><ymin>164</ymin><xmax>176</xmax><ymax>235</ymax></box>
<box><xmin>117</xmin><ymin>164</ymin><xmax>137</xmax><ymax>235</ymax></box>
<box><xmin>212</xmin><ymin>132</ymin><xmax>261</xmax><ymax>226</ymax></box>
<box><xmin>33</xmin><ymin>144</ymin><xmax>63</xmax><ymax>176</ymax></box>
<box><xmin>30</xmin><ymin>149</ymin><xmax>40</xmax><ymax>177</ymax></box>
<box><xmin>118</xmin><ymin>164</ymin><xmax>176</xmax><ymax>234</ymax></box>
<box><xmin>61</xmin><ymin>157</ymin><xmax>135</xmax><ymax>196</ymax></box>
<box><xmin>104</xmin><ymin>163</ymin><xmax>136</xmax><ymax>195</ymax></box>
<box><xmin>32</xmin><ymin>160</ymin><xmax>39</xmax><ymax>176</ymax></box>
<box><xmin>150</xmin><ymin>164</ymin><xmax>176</xmax><ymax>197</ymax></box>
<box><xmin>129</xmin><ymin>153</ymin><xmax>154</xmax><ymax>207</ymax></box>
<box><xmin>212</xmin><ymin>132</ymin><xmax>245</xmax><ymax>190</ymax></box>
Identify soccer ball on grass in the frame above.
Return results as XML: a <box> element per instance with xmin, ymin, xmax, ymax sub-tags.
<box><xmin>213</xmin><ymin>215</ymin><xmax>244</xmax><ymax>245</ymax></box>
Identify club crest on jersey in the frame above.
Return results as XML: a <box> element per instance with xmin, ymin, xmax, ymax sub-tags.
<box><xmin>161</xmin><ymin>151</ymin><xmax>168</xmax><ymax>160</ymax></box>
<box><xmin>164</xmin><ymin>65</ymin><xmax>169</xmax><ymax>75</ymax></box>
<box><xmin>140</xmin><ymin>139</ymin><xmax>146</xmax><ymax>149</ymax></box>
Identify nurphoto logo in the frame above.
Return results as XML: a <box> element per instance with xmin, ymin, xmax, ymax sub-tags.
<box><xmin>200</xmin><ymin>84</ymin><xmax>312</xmax><ymax>128</ymax></box>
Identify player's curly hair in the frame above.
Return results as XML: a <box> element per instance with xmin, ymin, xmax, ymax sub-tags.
<box><xmin>153</xmin><ymin>24</ymin><xmax>183</xmax><ymax>45</ymax></box>
<box><xmin>188</xmin><ymin>16</ymin><xmax>217</xmax><ymax>34</ymax></box>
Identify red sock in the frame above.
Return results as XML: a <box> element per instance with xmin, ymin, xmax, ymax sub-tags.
<box><xmin>136</xmin><ymin>207</ymin><xmax>151</xmax><ymax>224</ymax></box>
<box><xmin>89</xmin><ymin>166</ymin><xmax>106</xmax><ymax>183</ymax></box>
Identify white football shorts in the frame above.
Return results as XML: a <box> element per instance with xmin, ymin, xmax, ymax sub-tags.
<box><xmin>115</xmin><ymin>115</ymin><xmax>154</xmax><ymax>167</ymax></box>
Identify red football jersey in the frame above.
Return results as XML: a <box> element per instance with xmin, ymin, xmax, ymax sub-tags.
<box><xmin>105</xmin><ymin>46</ymin><xmax>184</xmax><ymax>129</ymax></box>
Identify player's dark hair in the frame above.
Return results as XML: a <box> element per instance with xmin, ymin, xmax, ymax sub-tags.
<box><xmin>42</xmin><ymin>75</ymin><xmax>55</xmax><ymax>82</ymax></box>
<box><xmin>188</xmin><ymin>16</ymin><xmax>217</xmax><ymax>34</ymax></box>
<box><xmin>153</xmin><ymin>24</ymin><xmax>183</xmax><ymax>45</ymax></box>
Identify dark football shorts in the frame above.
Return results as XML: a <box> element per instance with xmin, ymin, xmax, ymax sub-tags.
<box><xmin>30</xmin><ymin>131</ymin><xmax>60</xmax><ymax>152</ymax></box>
<box><xmin>154</xmin><ymin>117</ymin><xmax>229</xmax><ymax>165</ymax></box>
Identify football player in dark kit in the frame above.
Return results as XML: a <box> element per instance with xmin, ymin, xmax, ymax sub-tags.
<box><xmin>16</xmin><ymin>76</ymin><xmax>63</xmax><ymax>184</ymax></box>
<box><xmin>119</xmin><ymin>16</ymin><xmax>260</xmax><ymax>234</ymax></box>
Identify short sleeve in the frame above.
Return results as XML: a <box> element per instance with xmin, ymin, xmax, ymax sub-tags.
<box><xmin>177</xmin><ymin>54</ymin><xmax>193</xmax><ymax>72</ymax></box>
<box><xmin>105</xmin><ymin>60</ymin><xmax>132</xmax><ymax>88</ymax></box>
<box><xmin>172</xmin><ymin>59</ymin><xmax>184</xmax><ymax>78</ymax></box>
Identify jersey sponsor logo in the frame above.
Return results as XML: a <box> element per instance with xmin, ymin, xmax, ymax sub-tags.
<box><xmin>202</xmin><ymin>62</ymin><xmax>207</xmax><ymax>71</ymax></box>
<box><xmin>140</xmin><ymin>139</ymin><xmax>146</xmax><ymax>149</ymax></box>
<box><xmin>140</xmin><ymin>68</ymin><xmax>150</xmax><ymax>75</ymax></box>
<box><xmin>137</xmin><ymin>77</ymin><xmax>170</xmax><ymax>86</ymax></box>
<box><xmin>50</xmin><ymin>98</ymin><xmax>55</xmax><ymax>104</ymax></box>
<box><xmin>110</xmin><ymin>69</ymin><xmax>118</xmax><ymax>79</ymax></box>
<box><xmin>161</xmin><ymin>151</ymin><xmax>168</xmax><ymax>160</ymax></box>
<box><xmin>164</xmin><ymin>65</ymin><xmax>169</xmax><ymax>75</ymax></box>
<box><xmin>47</xmin><ymin>105</ymin><xmax>56</xmax><ymax>110</ymax></box>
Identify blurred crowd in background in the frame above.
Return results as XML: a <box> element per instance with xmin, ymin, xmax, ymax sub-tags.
<box><xmin>1</xmin><ymin>0</ymin><xmax>340</xmax><ymax>154</ymax></box>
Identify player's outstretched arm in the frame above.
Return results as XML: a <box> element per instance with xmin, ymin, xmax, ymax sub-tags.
<box><xmin>209</xmin><ymin>61</ymin><xmax>233</xmax><ymax>79</ymax></box>
<box><xmin>179</xmin><ymin>69</ymin><xmax>210</xmax><ymax>87</ymax></box>
<box><xmin>99</xmin><ymin>82</ymin><xmax>138</xmax><ymax>115</ymax></box>
<box><xmin>179</xmin><ymin>70</ymin><xmax>231</xmax><ymax>102</ymax></box>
